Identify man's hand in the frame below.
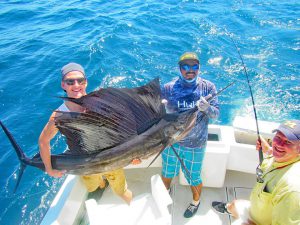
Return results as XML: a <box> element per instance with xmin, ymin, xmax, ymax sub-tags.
<box><xmin>162</xmin><ymin>99</ymin><xmax>173</xmax><ymax>113</ymax></box>
<box><xmin>196</xmin><ymin>95</ymin><xmax>211</xmax><ymax>111</ymax></box>
<box><xmin>161</xmin><ymin>99</ymin><xmax>168</xmax><ymax>104</ymax></box>
<box><xmin>256</xmin><ymin>135</ymin><xmax>272</xmax><ymax>155</ymax></box>
<box><xmin>46</xmin><ymin>168</ymin><xmax>65</xmax><ymax>178</ymax></box>
<box><xmin>131</xmin><ymin>158</ymin><xmax>142</xmax><ymax>165</ymax></box>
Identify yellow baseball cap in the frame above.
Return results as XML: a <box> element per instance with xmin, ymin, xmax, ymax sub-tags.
<box><xmin>178</xmin><ymin>52</ymin><xmax>199</xmax><ymax>65</ymax></box>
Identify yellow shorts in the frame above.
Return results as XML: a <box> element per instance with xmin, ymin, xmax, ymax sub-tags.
<box><xmin>81</xmin><ymin>168</ymin><xmax>127</xmax><ymax>195</ymax></box>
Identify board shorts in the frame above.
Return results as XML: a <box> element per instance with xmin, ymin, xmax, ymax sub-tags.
<box><xmin>81</xmin><ymin>168</ymin><xmax>127</xmax><ymax>195</ymax></box>
<box><xmin>162</xmin><ymin>143</ymin><xmax>205</xmax><ymax>186</ymax></box>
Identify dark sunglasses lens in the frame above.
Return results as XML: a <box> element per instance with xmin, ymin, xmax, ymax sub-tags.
<box><xmin>64</xmin><ymin>79</ymin><xmax>75</xmax><ymax>85</ymax></box>
<box><xmin>181</xmin><ymin>65</ymin><xmax>190</xmax><ymax>71</ymax></box>
<box><xmin>192</xmin><ymin>64</ymin><xmax>199</xmax><ymax>70</ymax></box>
<box><xmin>64</xmin><ymin>78</ymin><xmax>86</xmax><ymax>85</ymax></box>
<box><xmin>77</xmin><ymin>78</ymin><xmax>86</xmax><ymax>84</ymax></box>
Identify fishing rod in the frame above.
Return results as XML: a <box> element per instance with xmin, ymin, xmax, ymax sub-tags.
<box><xmin>206</xmin><ymin>80</ymin><xmax>236</xmax><ymax>102</ymax></box>
<box><xmin>226</xmin><ymin>32</ymin><xmax>265</xmax><ymax>182</ymax></box>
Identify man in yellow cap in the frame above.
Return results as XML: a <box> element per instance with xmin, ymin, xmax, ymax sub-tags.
<box><xmin>212</xmin><ymin>120</ymin><xmax>300</xmax><ymax>225</ymax></box>
<box><xmin>161</xmin><ymin>52</ymin><xmax>220</xmax><ymax>218</ymax></box>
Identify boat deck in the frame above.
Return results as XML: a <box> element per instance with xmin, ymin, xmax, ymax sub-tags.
<box><xmin>84</xmin><ymin>167</ymin><xmax>256</xmax><ymax>225</ymax></box>
<box><xmin>41</xmin><ymin>119</ymin><xmax>272</xmax><ymax>225</ymax></box>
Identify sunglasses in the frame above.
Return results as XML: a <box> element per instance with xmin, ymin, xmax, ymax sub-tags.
<box><xmin>63</xmin><ymin>78</ymin><xmax>86</xmax><ymax>85</ymax></box>
<box><xmin>180</xmin><ymin>64</ymin><xmax>199</xmax><ymax>71</ymax></box>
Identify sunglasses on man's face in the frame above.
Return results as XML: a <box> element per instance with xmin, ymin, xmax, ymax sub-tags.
<box><xmin>180</xmin><ymin>64</ymin><xmax>199</xmax><ymax>71</ymax></box>
<box><xmin>63</xmin><ymin>78</ymin><xmax>86</xmax><ymax>85</ymax></box>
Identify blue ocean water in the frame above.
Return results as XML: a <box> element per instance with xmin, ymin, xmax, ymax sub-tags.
<box><xmin>0</xmin><ymin>0</ymin><xmax>299</xmax><ymax>224</ymax></box>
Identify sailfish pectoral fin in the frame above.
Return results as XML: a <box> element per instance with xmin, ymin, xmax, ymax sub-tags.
<box><xmin>169</xmin><ymin>145</ymin><xmax>201</xmax><ymax>197</ymax></box>
<box><xmin>170</xmin><ymin>145</ymin><xmax>191</xmax><ymax>181</ymax></box>
<box><xmin>147</xmin><ymin>146</ymin><xmax>166</xmax><ymax>168</ymax></box>
<box><xmin>147</xmin><ymin>139</ymin><xmax>169</xmax><ymax>168</ymax></box>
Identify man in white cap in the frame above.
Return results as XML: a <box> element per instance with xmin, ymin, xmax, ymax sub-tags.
<box><xmin>212</xmin><ymin>120</ymin><xmax>300</xmax><ymax>225</ymax></box>
<box><xmin>39</xmin><ymin>62</ymin><xmax>139</xmax><ymax>204</ymax></box>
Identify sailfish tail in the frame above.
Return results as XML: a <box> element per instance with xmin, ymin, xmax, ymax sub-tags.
<box><xmin>0</xmin><ymin>120</ymin><xmax>29</xmax><ymax>192</ymax></box>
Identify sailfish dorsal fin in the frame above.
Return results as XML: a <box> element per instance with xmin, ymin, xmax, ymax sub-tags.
<box><xmin>55</xmin><ymin>78</ymin><xmax>165</xmax><ymax>154</ymax></box>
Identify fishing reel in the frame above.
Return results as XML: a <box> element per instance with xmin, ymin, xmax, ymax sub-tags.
<box><xmin>256</xmin><ymin>165</ymin><xmax>264</xmax><ymax>183</ymax></box>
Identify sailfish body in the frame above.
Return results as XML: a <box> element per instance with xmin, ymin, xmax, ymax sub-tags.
<box><xmin>1</xmin><ymin>78</ymin><xmax>198</xmax><ymax>178</ymax></box>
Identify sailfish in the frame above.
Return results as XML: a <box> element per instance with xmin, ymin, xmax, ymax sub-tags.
<box><xmin>0</xmin><ymin>78</ymin><xmax>199</xmax><ymax>190</ymax></box>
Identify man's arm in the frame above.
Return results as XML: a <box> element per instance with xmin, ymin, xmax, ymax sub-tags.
<box><xmin>39</xmin><ymin>111</ymin><xmax>65</xmax><ymax>177</ymax></box>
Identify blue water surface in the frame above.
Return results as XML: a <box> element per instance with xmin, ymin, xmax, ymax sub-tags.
<box><xmin>0</xmin><ymin>0</ymin><xmax>299</xmax><ymax>224</ymax></box>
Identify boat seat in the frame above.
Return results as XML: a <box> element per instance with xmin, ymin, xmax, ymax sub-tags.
<box><xmin>233</xmin><ymin>116</ymin><xmax>278</xmax><ymax>145</ymax></box>
<box><xmin>85</xmin><ymin>174</ymin><xmax>172</xmax><ymax>225</ymax></box>
<box><xmin>179</xmin><ymin>125</ymin><xmax>232</xmax><ymax>187</ymax></box>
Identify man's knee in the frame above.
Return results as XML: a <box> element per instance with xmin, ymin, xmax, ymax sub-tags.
<box><xmin>227</xmin><ymin>201</ymin><xmax>237</xmax><ymax>215</ymax></box>
<box><xmin>230</xmin><ymin>199</ymin><xmax>251</xmax><ymax>220</ymax></box>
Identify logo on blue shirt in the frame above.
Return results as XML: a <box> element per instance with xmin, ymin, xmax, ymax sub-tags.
<box><xmin>177</xmin><ymin>100</ymin><xmax>196</xmax><ymax>110</ymax></box>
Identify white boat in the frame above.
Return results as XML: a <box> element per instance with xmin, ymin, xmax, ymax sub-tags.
<box><xmin>40</xmin><ymin>116</ymin><xmax>279</xmax><ymax>225</ymax></box>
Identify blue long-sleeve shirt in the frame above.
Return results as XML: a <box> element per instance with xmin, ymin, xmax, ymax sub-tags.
<box><xmin>161</xmin><ymin>76</ymin><xmax>219</xmax><ymax>148</ymax></box>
